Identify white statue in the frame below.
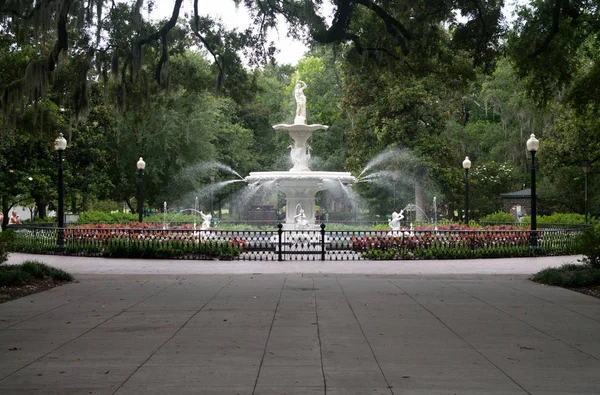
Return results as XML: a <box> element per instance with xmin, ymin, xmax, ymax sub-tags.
<box><xmin>200</xmin><ymin>211</ymin><xmax>212</xmax><ymax>230</ymax></box>
<box><xmin>388</xmin><ymin>210</ymin><xmax>404</xmax><ymax>231</ymax></box>
<box><xmin>294</xmin><ymin>75</ymin><xmax>307</xmax><ymax>124</ymax></box>
<box><xmin>293</xmin><ymin>204</ymin><xmax>309</xmax><ymax>230</ymax></box>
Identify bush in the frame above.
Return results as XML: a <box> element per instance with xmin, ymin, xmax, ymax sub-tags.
<box><xmin>479</xmin><ymin>211</ymin><xmax>515</xmax><ymax>223</ymax></box>
<box><xmin>522</xmin><ymin>212</ymin><xmax>586</xmax><ymax>225</ymax></box>
<box><xmin>77</xmin><ymin>211</ymin><xmax>138</xmax><ymax>224</ymax></box>
<box><xmin>0</xmin><ymin>230</ymin><xmax>15</xmax><ymax>264</ymax></box>
<box><xmin>531</xmin><ymin>264</ymin><xmax>600</xmax><ymax>287</ymax></box>
<box><xmin>576</xmin><ymin>224</ymin><xmax>600</xmax><ymax>268</ymax></box>
<box><xmin>0</xmin><ymin>260</ymin><xmax>73</xmax><ymax>286</ymax></box>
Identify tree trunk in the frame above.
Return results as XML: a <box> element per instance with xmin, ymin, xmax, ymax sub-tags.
<box><xmin>125</xmin><ymin>199</ymin><xmax>135</xmax><ymax>213</ymax></box>
<box><xmin>82</xmin><ymin>194</ymin><xmax>89</xmax><ymax>211</ymax></box>
<box><xmin>37</xmin><ymin>201</ymin><xmax>47</xmax><ymax>219</ymax></box>
<box><xmin>1</xmin><ymin>196</ymin><xmax>7</xmax><ymax>230</ymax></box>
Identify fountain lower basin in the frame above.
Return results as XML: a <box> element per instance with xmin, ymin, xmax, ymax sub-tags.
<box><xmin>246</xmin><ymin>171</ymin><xmax>355</xmax><ymax>229</ymax></box>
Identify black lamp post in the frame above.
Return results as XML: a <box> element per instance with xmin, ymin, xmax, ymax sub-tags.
<box><xmin>583</xmin><ymin>159</ymin><xmax>592</xmax><ymax>225</ymax></box>
<box><xmin>392</xmin><ymin>173</ymin><xmax>398</xmax><ymax>212</ymax></box>
<box><xmin>54</xmin><ymin>133</ymin><xmax>67</xmax><ymax>249</ymax></box>
<box><xmin>137</xmin><ymin>157</ymin><xmax>146</xmax><ymax>223</ymax></box>
<box><xmin>462</xmin><ymin>156</ymin><xmax>471</xmax><ymax>225</ymax></box>
<box><xmin>209</xmin><ymin>174</ymin><xmax>215</xmax><ymax>217</ymax></box>
<box><xmin>527</xmin><ymin>134</ymin><xmax>539</xmax><ymax>248</ymax></box>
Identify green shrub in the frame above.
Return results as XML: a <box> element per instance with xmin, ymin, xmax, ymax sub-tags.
<box><xmin>0</xmin><ymin>229</ymin><xmax>15</xmax><ymax>264</ymax></box>
<box><xmin>77</xmin><ymin>211</ymin><xmax>138</xmax><ymax>224</ymax></box>
<box><xmin>531</xmin><ymin>264</ymin><xmax>600</xmax><ymax>287</ymax></box>
<box><xmin>576</xmin><ymin>224</ymin><xmax>600</xmax><ymax>268</ymax></box>
<box><xmin>0</xmin><ymin>260</ymin><xmax>73</xmax><ymax>286</ymax></box>
<box><xmin>522</xmin><ymin>212</ymin><xmax>586</xmax><ymax>225</ymax></box>
<box><xmin>479</xmin><ymin>211</ymin><xmax>515</xmax><ymax>223</ymax></box>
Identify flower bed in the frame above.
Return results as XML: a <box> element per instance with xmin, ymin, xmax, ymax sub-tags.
<box><xmin>11</xmin><ymin>224</ymin><xmax>248</xmax><ymax>260</ymax></box>
<box><xmin>352</xmin><ymin>229</ymin><xmax>578</xmax><ymax>259</ymax></box>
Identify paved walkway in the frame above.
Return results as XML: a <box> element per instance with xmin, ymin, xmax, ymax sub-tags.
<box><xmin>5</xmin><ymin>253</ymin><xmax>584</xmax><ymax>276</ymax></box>
<box><xmin>1</xmin><ymin>254</ymin><xmax>599</xmax><ymax>394</ymax></box>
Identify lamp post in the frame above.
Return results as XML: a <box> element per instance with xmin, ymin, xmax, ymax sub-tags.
<box><xmin>527</xmin><ymin>134</ymin><xmax>539</xmax><ymax>248</ymax></box>
<box><xmin>54</xmin><ymin>133</ymin><xmax>67</xmax><ymax>249</ymax></box>
<box><xmin>209</xmin><ymin>174</ymin><xmax>215</xmax><ymax>217</ymax></box>
<box><xmin>462</xmin><ymin>156</ymin><xmax>471</xmax><ymax>225</ymax></box>
<box><xmin>137</xmin><ymin>157</ymin><xmax>146</xmax><ymax>223</ymax></box>
<box><xmin>392</xmin><ymin>173</ymin><xmax>398</xmax><ymax>212</ymax></box>
<box><xmin>583</xmin><ymin>159</ymin><xmax>592</xmax><ymax>225</ymax></box>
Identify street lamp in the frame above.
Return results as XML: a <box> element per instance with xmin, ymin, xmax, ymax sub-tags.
<box><xmin>209</xmin><ymin>174</ymin><xmax>215</xmax><ymax>217</ymax></box>
<box><xmin>462</xmin><ymin>156</ymin><xmax>471</xmax><ymax>225</ymax></box>
<box><xmin>137</xmin><ymin>157</ymin><xmax>146</xmax><ymax>223</ymax></box>
<box><xmin>54</xmin><ymin>133</ymin><xmax>67</xmax><ymax>250</ymax></box>
<box><xmin>582</xmin><ymin>159</ymin><xmax>592</xmax><ymax>225</ymax></box>
<box><xmin>392</xmin><ymin>173</ymin><xmax>398</xmax><ymax>211</ymax></box>
<box><xmin>527</xmin><ymin>134</ymin><xmax>539</xmax><ymax>248</ymax></box>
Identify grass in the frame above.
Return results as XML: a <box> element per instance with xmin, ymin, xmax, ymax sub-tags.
<box><xmin>531</xmin><ymin>263</ymin><xmax>600</xmax><ymax>287</ymax></box>
<box><xmin>0</xmin><ymin>260</ymin><xmax>74</xmax><ymax>287</ymax></box>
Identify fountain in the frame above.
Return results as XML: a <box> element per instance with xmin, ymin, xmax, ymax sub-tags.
<box><xmin>245</xmin><ymin>73</ymin><xmax>355</xmax><ymax>229</ymax></box>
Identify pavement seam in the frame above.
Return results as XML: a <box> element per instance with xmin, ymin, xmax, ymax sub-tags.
<box><xmin>336</xmin><ymin>278</ymin><xmax>395</xmax><ymax>395</ymax></box>
<box><xmin>0</xmin><ymin>278</ymin><xmax>180</xmax><ymax>383</ymax></box>
<box><xmin>442</xmin><ymin>279</ymin><xmax>600</xmax><ymax>362</ymax></box>
<box><xmin>1</xmin><ymin>282</ymin><xmax>112</xmax><ymax>331</ymax></box>
<box><xmin>251</xmin><ymin>277</ymin><xmax>287</xmax><ymax>395</ymax></box>
<box><xmin>313</xmin><ymin>278</ymin><xmax>327</xmax><ymax>395</ymax></box>
<box><xmin>110</xmin><ymin>278</ymin><xmax>234</xmax><ymax>394</ymax></box>
<box><xmin>388</xmin><ymin>279</ymin><xmax>533</xmax><ymax>395</ymax></box>
<box><xmin>501</xmin><ymin>281</ymin><xmax>600</xmax><ymax>323</ymax></box>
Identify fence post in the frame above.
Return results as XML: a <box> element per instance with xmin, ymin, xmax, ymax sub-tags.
<box><xmin>320</xmin><ymin>223</ymin><xmax>326</xmax><ymax>261</ymax></box>
<box><xmin>277</xmin><ymin>223</ymin><xmax>283</xmax><ymax>262</ymax></box>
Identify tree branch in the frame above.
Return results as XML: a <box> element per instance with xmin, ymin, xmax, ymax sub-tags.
<box><xmin>529</xmin><ymin>0</ymin><xmax>561</xmax><ymax>58</ymax></box>
<box><xmin>135</xmin><ymin>0</ymin><xmax>183</xmax><ymax>84</ymax></box>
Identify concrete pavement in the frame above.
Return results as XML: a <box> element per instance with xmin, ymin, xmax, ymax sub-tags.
<box><xmin>1</xmin><ymin>254</ymin><xmax>599</xmax><ymax>394</ymax></box>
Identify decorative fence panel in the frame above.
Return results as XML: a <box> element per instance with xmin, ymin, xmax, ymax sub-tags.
<box><xmin>7</xmin><ymin>225</ymin><xmax>581</xmax><ymax>261</ymax></box>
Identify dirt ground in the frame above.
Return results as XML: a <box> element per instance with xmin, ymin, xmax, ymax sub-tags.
<box><xmin>0</xmin><ymin>279</ymin><xmax>71</xmax><ymax>304</ymax></box>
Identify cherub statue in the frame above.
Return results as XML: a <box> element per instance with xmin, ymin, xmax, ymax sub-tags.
<box><xmin>294</xmin><ymin>204</ymin><xmax>309</xmax><ymax>230</ymax></box>
<box><xmin>388</xmin><ymin>210</ymin><xmax>404</xmax><ymax>231</ymax></box>
<box><xmin>200</xmin><ymin>211</ymin><xmax>212</xmax><ymax>230</ymax></box>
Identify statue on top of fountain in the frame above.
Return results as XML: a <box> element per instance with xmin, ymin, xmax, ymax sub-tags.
<box><xmin>272</xmin><ymin>72</ymin><xmax>328</xmax><ymax>173</ymax></box>
<box><xmin>294</xmin><ymin>76</ymin><xmax>307</xmax><ymax>125</ymax></box>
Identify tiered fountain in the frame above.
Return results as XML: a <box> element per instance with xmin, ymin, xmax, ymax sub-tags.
<box><xmin>245</xmin><ymin>74</ymin><xmax>355</xmax><ymax>229</ymax></box>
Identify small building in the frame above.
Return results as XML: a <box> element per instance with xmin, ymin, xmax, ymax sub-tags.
<box><xmin>500</xmin><ymin>188</ymin><xmax>535</xmax><ymax>221</ymax></box>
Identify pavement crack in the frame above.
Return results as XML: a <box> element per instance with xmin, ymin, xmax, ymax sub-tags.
<box><xmin>442</xmin><ymin>279</ymin><xmax>600</xmax><ymax>362</ymax></box>
<box><xmin>251</xmin><ymin>277</ymin><xmax>287</xmax><ymax>395</ymax></box>
<box><xmin>313</xmin><ymin>278</ymin><xmax>327</xmax><ymax>394</ymax></box>
<box><xmin>336</xmin><ymin>278</ymin><xmax>395</xmax><ymax>395</ymax></box>
<box><xmin>389</xmin><ymin>279</ymin><xmax>533</xmax><ymax>395</ymax></box>
<box><xmin>110</xmin><ymin>278</ymin><xmax>234</xmax><ymax>394</ymax></box>
<box><xmin>0</xmin><ymin>279</ymin><xmax>180</xmax><ymax>384</ymax></box>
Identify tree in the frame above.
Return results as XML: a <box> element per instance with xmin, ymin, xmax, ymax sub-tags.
<box><xmin>0</xmin><ymin>0</ymin><xmax>506</xmax><ymax>121</ymax></box>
